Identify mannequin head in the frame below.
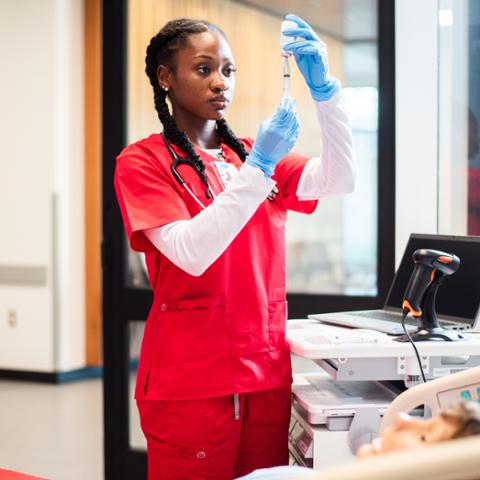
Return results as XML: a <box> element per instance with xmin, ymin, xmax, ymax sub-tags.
<box><xmin>357</xmin><ymin>402</ymin><xmax>480</xmax><ymax>459</ymax></box>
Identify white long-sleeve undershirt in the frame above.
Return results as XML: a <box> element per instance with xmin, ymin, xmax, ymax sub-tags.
<box><xmin>145</xmin><ymin>163</ymin><xmax>275</xmax><ymax>276</ymax></box>
<box><xmin>296</xmin><ymin>94</ymin><xmax>357</xmax><ymax>199</ymax></box>
<box><xmin>144</xmin><ymin>93</ymin><xmax>356</xmax><ymax>276</ymax></box>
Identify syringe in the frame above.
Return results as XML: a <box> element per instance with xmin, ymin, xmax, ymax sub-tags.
<box><xmin>282</xmin><ymin>55</ymin><xmax>291</xmax><ymax>99</ymax></box>
<box><xmin>280</xmin><ymin>20</ymin><xmax>296</xmax><ymax>99</ymax></box>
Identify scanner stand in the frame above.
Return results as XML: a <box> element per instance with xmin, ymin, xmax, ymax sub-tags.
<box><xmin>395</xmin><ymin>276</ymin><xmax>465</xmax><ymax>342</ymax></box>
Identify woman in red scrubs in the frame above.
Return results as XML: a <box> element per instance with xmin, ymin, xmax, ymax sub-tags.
<box><xmin>114</xmin><ymin>14</ymin><xmax>356</xmax><ymax>480</ymax></box>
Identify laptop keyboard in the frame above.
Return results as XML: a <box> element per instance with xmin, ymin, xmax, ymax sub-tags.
<box><xmin>349</xmin><ymin>310</ymin><xmax>466</xmax><ymax>329</ymax></box>
<box><xmin>349</xmin><ymin>310</ymin><xmax>416</xmax><ymax>325</ymax></box>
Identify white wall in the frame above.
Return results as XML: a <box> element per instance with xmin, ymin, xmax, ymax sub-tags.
<box><xmin>0</xmin><ymin>0</ymin><xmax>85</xmax><ymax>372</ymax></box>
<box><xmin>0</xmin><ymin>0</ymin><xmax>447</xmax><ymax>370</ymax></box>
<box><xmin>395</xmin><ymin>0</ymin><xmax>439</xmax><ymax>267</ymax></box>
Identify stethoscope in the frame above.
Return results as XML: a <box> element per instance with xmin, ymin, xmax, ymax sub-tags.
<box><xmin>162</xmin><ymin>133</ymin><xmax>278</xmax><ymax>207</ymax></box>
<box><xmin>162</xmin><ymin>133</ymin><xmax>216</xmax><ymax>210</ymax></box>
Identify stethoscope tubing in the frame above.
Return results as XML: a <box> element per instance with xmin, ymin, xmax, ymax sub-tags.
<box><xmin>162</xmin><ymin>133</ymin><xmax>216</xmax><ymax>210</ymax></box>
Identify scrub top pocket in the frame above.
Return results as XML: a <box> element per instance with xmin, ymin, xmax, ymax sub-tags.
<box><xmin>144</xmin><ymin>295</ymin><xmax>234</xmax><ymax>399</ymax></box>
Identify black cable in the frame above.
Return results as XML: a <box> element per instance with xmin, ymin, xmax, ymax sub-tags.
<box><xmin>401</xmin><ymin>308</ymin><xmax>427</xmax><ymax>383</ymax></box>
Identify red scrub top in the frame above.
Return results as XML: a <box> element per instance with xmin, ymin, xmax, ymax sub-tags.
<box><xmin>114</xmin><ymin>134</ymin><xmax>318</xmax><ymax>401</ymax></box>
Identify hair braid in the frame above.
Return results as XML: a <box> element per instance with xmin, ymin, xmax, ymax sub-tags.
<box><xmin>153</xmin><ymin>87</ymin><xmax>208</xmax><ymax>182</ymax></box>
<box><xmin>146</xmin><ymin>19</ymin><xmax>222</xmax><ymax>197</ymax></box>
<box><xmin>145</xmin><ymin>18</ymin><xmax>248</xmax><ymax>196</ymax></box>
<box><xmin>216</xmin><ymin>118</ymin><xmax>249</xmax><ymax>162</ymax></box>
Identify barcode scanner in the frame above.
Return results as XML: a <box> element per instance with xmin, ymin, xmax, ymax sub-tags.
<box><xmin>395</xmin><ymin>249</ymin><xmax>465</xmax><ymax>342</ymax></box>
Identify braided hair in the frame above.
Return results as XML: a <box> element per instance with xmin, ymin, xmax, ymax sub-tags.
<box><xmin>145</xmin><ymin>18</ymin><xmax>249</xmax><ymax>197</ymax></box>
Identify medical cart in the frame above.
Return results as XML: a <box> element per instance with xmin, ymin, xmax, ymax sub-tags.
<box><xmin>286</xmin><ymin>320</ymin><xmax>480</xmax><ymax>469</ymax></box>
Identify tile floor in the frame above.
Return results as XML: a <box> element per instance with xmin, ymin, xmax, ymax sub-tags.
<box><xmin>0</xmin><ymin>379</ymin><xmax>103</xmax><ymax>480</ymax></box>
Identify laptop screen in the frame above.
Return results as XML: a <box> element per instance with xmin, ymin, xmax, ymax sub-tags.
<box><xmin>385</xmin><ymin>234</ymin><xmax>480</xmax><ymax>324</ymax></box>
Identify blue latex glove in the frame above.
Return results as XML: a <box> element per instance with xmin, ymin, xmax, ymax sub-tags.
<box><xmin>281</xmin><ymin>13</ymin><xmax>340</xmax><ymax>102</ymax></box>
<box><xmin>246</xmin><ymin>97</ymin><xmax>300</xmax><ymax>177</ymax></box>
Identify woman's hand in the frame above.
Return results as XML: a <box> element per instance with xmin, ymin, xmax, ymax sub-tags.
<box><xmin>281</xmin><ymin>13</ymin><xmax>340</xmax><ymax>102</ymax></box>
<box><xmin>246</xmin><ymin>97</ymin><xmax>300</xmax><ymax>177</ymax></box>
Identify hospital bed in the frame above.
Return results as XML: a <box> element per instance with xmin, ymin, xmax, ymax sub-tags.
<box><xmin>379</xmin><ymin>362</ymin><xmax>480</xmax><ymax>432</ymax></box>
<box><xmin>305</xmin><ymin>435</ymin><xmax>480</xmax><ymax>480</ymax></box>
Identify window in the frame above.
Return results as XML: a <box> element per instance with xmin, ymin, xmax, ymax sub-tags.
<box><xmin>125</xmin><ymin>0</ymin><xmax>380</xmax><ymax>296</ymax></box>
<box><xmin>438</xmin><ymin>0</ymin><xmax>480</xmax><ymax>235</ymax></box>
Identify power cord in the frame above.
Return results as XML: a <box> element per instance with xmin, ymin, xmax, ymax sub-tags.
<box><xmin>401</xmin><ymin>308</ymin><xmax>427</xmax><ymax>383</ymax></box>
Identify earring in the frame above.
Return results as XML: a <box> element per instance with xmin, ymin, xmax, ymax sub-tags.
<box><xmin>162</xmin><ymin>85</ymin><xmax>169</xmax><ymax>92</ymax></box>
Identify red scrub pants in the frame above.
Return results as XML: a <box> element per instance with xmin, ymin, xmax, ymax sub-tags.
<box><xmin>137</xmin><ymin>386</ymin><xmax>291</xmax><ymax>480</ymax></box>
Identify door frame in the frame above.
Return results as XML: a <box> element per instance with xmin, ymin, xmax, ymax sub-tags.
<box><xmin>102</xmin><ymin>1</ymin><xmax>395</xmax><ymax>478</ymax></box>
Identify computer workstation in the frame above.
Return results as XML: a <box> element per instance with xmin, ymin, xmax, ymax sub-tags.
<box><xmin>309</xmin><ymin>234</ymin><xmax>480</xmax><ymax>335</ymax></box>
<box><xmin>287</xmin><ymin>234</ymin><xmax>480</xmax><ymax>469</ymax></box>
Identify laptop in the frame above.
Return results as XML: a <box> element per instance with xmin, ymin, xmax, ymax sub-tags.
<box><xmin>308</xmin><ymin>234</ymin><xmax>480</xmax><ymax>335</ymax></box>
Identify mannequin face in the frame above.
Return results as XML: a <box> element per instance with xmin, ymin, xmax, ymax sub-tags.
<box><xmin>357</xmin><ymin>411</ymin><xmax>460</xmax><ymax>459</ymax></box>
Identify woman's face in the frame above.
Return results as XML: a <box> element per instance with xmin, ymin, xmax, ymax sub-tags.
<box><xmin>356</xmin><ymin>411</ymin><xmax>460</xmax><ymax>459</ymax></box>
<box><xmin>158</xmin><ymin>31</ymin><xmax>236</xmax><ymax>122</ymax></box>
